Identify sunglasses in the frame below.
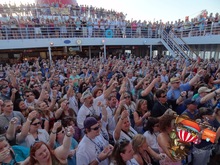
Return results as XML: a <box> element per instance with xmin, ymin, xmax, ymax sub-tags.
<box><xmin>57</xmin><ymin>130</ymin><xmax>65</xmax><ymax>134</ymax></box>
<box><xmin>124</xmin><ymin>96</ymin><xmax>130</xmax><ymax>99</ymax></box>
<box><xmin>91</xmin><ymin>125</ymin><xmax>100</xmax><ymax>131</ymax></box>
<box><xmin>31</xmin><ymin>122</ymin><xmax>41</xmax><ymax>126</ymax></box>
<box><xmin>160</xmin><ymin>95</ymin><xmax>166</xmax><ymax>98</ymax></box>
<box><xmin>2</xmin><ymin>85</ymin><xmax>8</xmax><ymax>89</ymax></box>
<box><xmin>26</xmin><ymin>94</ymin><xmax>33</xmax><ymax>97</ymax></box>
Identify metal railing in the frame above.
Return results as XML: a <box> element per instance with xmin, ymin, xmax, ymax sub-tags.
<box><xmin>161</xmin><ymin>29</ymin><xmax>191</xmax><ymax>59</ymax></box>
<box><xmin>0</xmin><ymin>24</ymin><xmax>219</xmax><ymax>40</ymax></box>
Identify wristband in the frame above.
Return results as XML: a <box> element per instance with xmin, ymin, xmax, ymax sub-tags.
<box><xmin>27</xmin><ymin>118</ymin><xmax>32</xmax><ymax>123</ymax></box>
<box><xmin>196</xmin><ymin>74</ymin><xmax>201</xmax><ymax>78</ymax></box>
<box><xmin>96</xmin><ymin>157</ymin><xmax>102</xmax><ymax>163</ymax></box>
<box><xmin>120</xmin><ymin>117</ymin><xmax>125</xmax><ymax>120</ymax></box>
<box><xmin>51</xmin><ymin>131</ymin><xmax>57</xmax><ymax>134</ymax></box>
<box><xmin>65</xmin><ymin>132</ymin><xmax>71</xmax><ymax>137</ymax></box>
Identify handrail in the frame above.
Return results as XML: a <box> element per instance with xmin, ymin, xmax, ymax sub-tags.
<box><xmin>178</xmin><ymin>37</ymin><xmax>199</xmax><ymax>58</ymax></box>
<box><xmin>161</xmin><ymin>29</ymin><xmax>191</xmax><ymax>60</ymax></box>
<box><xmin>0</xmin><ymin>24</ymin><xmax>219</xmax><ymax>40</ymax></box>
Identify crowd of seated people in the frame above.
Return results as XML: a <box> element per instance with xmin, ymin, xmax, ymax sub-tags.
<box><xmin>0</xmin><ymin>54</ymin><xmax>220</xmax><ymax>164</ymax></box>
<box><xmin>0</xmin><ymin>2</ymin><xmax>219</xmax><ymax>39</ymax></box>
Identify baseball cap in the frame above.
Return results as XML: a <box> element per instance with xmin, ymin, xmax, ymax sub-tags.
<box><xmin>198</xmin><ymin>87</ymin><xmax>212</xmax><ymax>94</ymax></box>
<box><xmin>170</xmin><ymin>77</ymin><xmax>180</xmax><ymax>84</ymax></box>
<box><xmin>84</xmin><ymin>117</ymin><xmax>98</xmax><ymax>129</ymax></box>
<box><xmin>184</xmin><ymin>98</ymin><xmax>197</xmax><ymax>105</ymax></box>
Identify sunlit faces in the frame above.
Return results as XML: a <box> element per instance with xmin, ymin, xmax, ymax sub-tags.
<box><xmin>140</xmin><ymin>100</ymin><xmax>148</xmax><ymax>111</ymax></box>
<box><xmin>62</xmin><ymin>100</ymin><xmax>70</xmax><ymax>109</ymax></box>
<box><xmin>138</xmin><ymin>140</ymin><xmax>148</xmax><ymax>153</ymax></box>
<box><xmin>96</xmin><ymin>90</ymin><xmax>103</xmax><ymax>97</ymax></box>
<box><xmin>121</xmin><ymin>118</ymin><xmax>131</xmax><ymax>132</ymax></box>
<box><xmin>86</xmin><ymin>123</ymin><xmax>101</xmax><ymax>137</ymax></box>
<box><xmin>120</xmin><ymin>143</ymin><xmax>134</xmax><ymax>162</ymax></box>
<box><xmin>84</xmin><ymin>95</ymin><xmax>94</xmax><ymax>106</ymax></box>
<box><xmin>109</xmin><ymin>97</ymin><xmax>117</xmax><ymax>108</ymax></box>
<box><xmin>3</xmin><ymin>101</ymin><xmax>13</xmax><ymax>113</ymax></box>
<box><xmin>171</xmin><ymin>81</ymin><xmax>180</xmax><ymax>88</ymax></box>
<box><xmin>39</xmin><ymin>102</ymin><xmax>49</xmax><ymax>111</ymax></box>
<box><xmin>18</xmin><ymin>101</ymin><xmax>27</xmax><ymax>110</ymax></box>
<box><xmin>158</xmin><ymin>93</ymin><xmax>167</xmax><ymax>103</ymax></box>
<box><xmin>25</xmin><ymin>92</ymin><xmax>35</xmax><ymax>101</ymax></box>
<box><xmin>34</xmin><ymin>144</ymin><xmax>50</xmax><ymax>163</ymax></box>
<box><xmin>31</xmin><ymin>119</ymin><xmax>41</xmax><ymax>129</ymax></box>
<box><xmin>43</xmin><ymin>91</ymin><xmax>50</xmax><ymax>100</ymax></box>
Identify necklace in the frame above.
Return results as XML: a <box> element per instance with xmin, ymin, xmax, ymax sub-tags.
<box><xmin>4</xmin><ymin>112</ymin><xmax>14</xmax><ymax>122</ymax></box>
<box><xmin>85</xmin><ymin>105</ymin><xmax>95</xmax><ymax>115</ymax></box>
<box><xmin>87</xmin><ymin>136</ymin><xmax>104</xmax><ymax>152</ymax></box>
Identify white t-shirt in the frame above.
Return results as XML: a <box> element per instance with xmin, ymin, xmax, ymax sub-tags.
<box><xmin>77</xmin><ymin>94</ymin><xmax>105</xmax><ymax>129</ymax></box>
<box><xmin>76</xmin><ymin>134</ymin><xmax>109</xmax><ymax>165</ymax></box>
<box><xmin>106</xmin><ymin>106</ymin><xmax>116</xmax><ymax>136</ymax></box>
<box><xmin>63</xmin><ymin>94</ymin><xmax>78</xmax><ymax>115</ymax></box>
<box><xmin>143</xmin><ymin>131</ymin><xmax>159</xmax><ymax>152</ymax></box>
<box><xmin>126</xmin><ymin>158</ymin><xmax>140</xmax><ymax>165</ymax></box>
<box><xmin>19</xmin><ymin>129</ymin><xmax>49</xmax><ymax>147</ymax></box>
<box><xmin>113</xmin><ymin>126</ymin><xmax>137</xmax><ymax>142</ymax></box>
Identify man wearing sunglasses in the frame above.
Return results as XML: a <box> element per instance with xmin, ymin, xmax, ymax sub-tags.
<box><xmin>151</xmin><ymin>89</ymin><xmax>172</xmax><ymax>119</ymax></box>
<box><xmin>77</xmin><ymin>117</ymin><xmax>113</xmax><ymax>165</ymax></box>
<box><xmin>167</xmin><ymin>69</ymin><xmax>204</xmax><ymax>115</ymax></box>
<box><xmin>23</xmin><ymin>90</ymin><xmax>37</xmax><ymax>107</ymax></box>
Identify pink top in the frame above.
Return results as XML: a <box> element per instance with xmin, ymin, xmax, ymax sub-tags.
<box><xmin>158</xmin><ymin>145</ymin><xmax>182</xmax><ymax>165</ymax></box>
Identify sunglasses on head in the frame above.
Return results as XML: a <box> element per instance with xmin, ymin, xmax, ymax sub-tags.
<box><xmin>91</xmin><ymin>125</ymin><xmax>100</xmax><ymax>131</ymax></box>
<box><xmin>31</xmin><ymin>122</ymin><xmax>41</xmax><ymax>126</ymax></box>
<box><xmin>57</xmin><ymin>130</ymin><xmax>65</xmax><ymax>134</ymax></box>
<box><xmin>26</xmin><ymin>94</ymin><xmax>33</xmax><ymax>97</ymax></box>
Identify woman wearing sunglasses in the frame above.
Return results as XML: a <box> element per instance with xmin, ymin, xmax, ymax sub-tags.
<box><xmin>49</xmin><ymin>122</ymin><xmax>78</xmax><ymax>165</ymax></box>
<box><xmin>29</xmin><ymin>126</ymin><xmax>75</xmax><ymax>165</ymax></box>
<box><xmin>17</xmin><ymin>115</ymin><xmax>50</xmax><ymax>148</ymax></box>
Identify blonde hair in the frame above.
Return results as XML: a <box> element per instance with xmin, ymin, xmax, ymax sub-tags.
<box><xmin>135</xmin><ymin>99</ymin><xmax>147</xmax><ymax>116</ymax></box>
<box><xmin>132</xmin><ymin>134</ymin><xmax>147</xmax><ymax>153</ymax></box>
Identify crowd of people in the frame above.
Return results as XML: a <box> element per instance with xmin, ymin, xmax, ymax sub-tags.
<box><xmin>0</xmin><ymin>55</ymin><xmax>220</xmax><ymax>165</ymax></box>
<box><xmin>0</xmin><ymin>2</ymin><xmax>219</xmax><ymax>39</ymax></box>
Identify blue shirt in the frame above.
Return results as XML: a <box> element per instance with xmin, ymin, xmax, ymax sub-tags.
<box><xmin>55</xmin><ymin>138</ymin><xmax>78</xmax><ymax>165</ymax></box>
<box><xmin>167</xmin><ymin>82</ymin><xmax>191</xmax><ymax>114</ymax></box>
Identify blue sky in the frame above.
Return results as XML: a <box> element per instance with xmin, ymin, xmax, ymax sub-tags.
<box><xmin>2</xmin><ymin>0</ymin><xmax>219</xmax><ymax>22</ymax></box>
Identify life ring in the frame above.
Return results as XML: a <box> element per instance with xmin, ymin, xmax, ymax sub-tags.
<box><xmin>76</xmin><ymin>39</ymin><xmax>82</xmax><ymax>45</ymax></box>
<box><xmin>105</xmin><ymin>29</ymin><xmax>113</xmax><ymax>38</ymax></box>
